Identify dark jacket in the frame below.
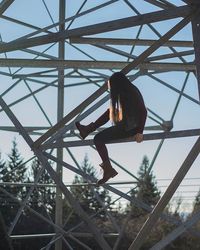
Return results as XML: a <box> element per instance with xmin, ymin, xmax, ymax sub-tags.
<box><xmin>120</xmin><ymin>84</ymin><xmax>147</xmax><ymax>133</ymax></box>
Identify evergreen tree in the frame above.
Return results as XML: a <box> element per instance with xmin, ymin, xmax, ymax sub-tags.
<box><xmin>70</xmin><ymin>155</ymin><xmax>111</xmax><ymax>216</ymax></box>
<box><xmin>7</xmin><ymin>139</ymin><xmax>25</xmax><ymax>184</ymax></box>
<box><xmin>14</xmin><ymin>158</ymin><xmax>57</xmax><ymax>240</ymax></box>
<box><xmin>0</xmin><ymin>152</ymin><xmax>7</xmax><ymax>216</ymax></box>
<box><xmin>27</xmin><ymin>158</ymin><xmax>56</xmax><ymax>217</ymax></box>
<box><xmin>137</xmin><ymin>156</ymin><xmax>160</xmax><ymax>205</ymax></box>
<box><xmin>0</xmin><ymin>152</ymin><xmax>6</xmax><ymax>181</ymax></box>
<box><xmin>1</xmin><ymin>139</ymin><xmax>26</xmax><ymax>197</ymax></box>
<box><xmin>127</xmin><ymin>155</ymin><xmax>160</xmax><ymax>216</ymax></box>
<box><xmin>192</xmin><ymin>189</ymin><xmax>200</xmax><ymax>214</ymax></box>
<box><xmin>0</xmin><ymin>139</ymin><xmax>26</xmax><ymax>226</ymax></box>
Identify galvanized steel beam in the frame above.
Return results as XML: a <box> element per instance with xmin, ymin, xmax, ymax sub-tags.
<box><xmin>0</xmin><ymin>5</ymin><xmax>191</xmax><ymax>53</ymax></box>
<box><xmin>40</xmin><ymin>128</ymin><xmax>200</xmax><ymax>149</ymax></box>
<box><xmin>0</xmin><ymin>0</ymin><xmax>14</xmax><ymax>15</ymax></box>
<box><xmin>128</xmin><ymin>137</ymin><xmax>200</xmax><ymax>250</ymax></box>
<box><xmin>70</xmin><ymin>37</ymin><xmax>193</xmax><ymax>47</ymax></box>
<box><xmin>0</xmin><ymin>95</ymin><xmax>112</xmax><ymax>250</ymax></box>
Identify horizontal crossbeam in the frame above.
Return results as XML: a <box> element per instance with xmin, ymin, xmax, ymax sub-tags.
<box><xmin>0</xmin><ymin>5</ymin><xmax>190</xmax><ymax>53</ymax></box>
<box><xmin>41</xmin><ymin>128</ymin><xmax>200</xmax><ymax>149</ymax></box>
<box><xmin>10</xmin><ymin>232</ymin><xmax>119</xmax><ymax>239</ymax></box>
<box><xmin>70</xmin><ymin>37</ymin><xmax>193</xmax><ymax>48</ymax></box>
<box><xmin>0</xmin><ymin>59</ymin><xmax>196</xmax><ymax>71</ymax></box>
<box><xmin>0</xmin><ymin>126</ymin><xmax>50</xmax><ymax>132</ymax></box>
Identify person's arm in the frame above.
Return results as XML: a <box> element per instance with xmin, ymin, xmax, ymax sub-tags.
<box><xmin>137</xmin><ymin>108</ymin><xmax>147</xmax><ymax>134</ymax></box>
<box><xmin>135</xmin><ymin>108</ymin><xmax>147</xmax><ymax>143</ymax></box>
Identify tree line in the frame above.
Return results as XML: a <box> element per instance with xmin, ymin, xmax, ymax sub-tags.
<box><xmin>0</xmin><ymin>139</ymin><xmax>200</xmax><ymax>249</ymax></box>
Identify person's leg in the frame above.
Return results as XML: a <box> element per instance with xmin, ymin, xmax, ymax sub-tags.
<box><xmin>94</xmin><ymin>109</ymin><xmax>110</xmax><ymax>128</ymax></box>
<box><xmin>94</xmin><ymin>124</ymin><xmax>138</xmax><ymax>185</ymax></box>
<box><xmin>94</xmin><ymin>124</ymin><xmax>138</xmax><ymax>162</ymax></box>
<box><xmin>75</xmin><ymin>109</ymin><xmax>109</xmax><ymax>139</ymax></box>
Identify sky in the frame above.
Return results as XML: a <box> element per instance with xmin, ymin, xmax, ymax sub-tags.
<box><xmin>0</xmin><ymin>0</ymin><xmax>200</xmax><ymax>212</ymax></box>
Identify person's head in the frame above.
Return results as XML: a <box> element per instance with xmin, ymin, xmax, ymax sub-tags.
<box><xmin>108</xmin><ymin>72</ymin><xmax>132</xmax><ymax>124</ymax></box>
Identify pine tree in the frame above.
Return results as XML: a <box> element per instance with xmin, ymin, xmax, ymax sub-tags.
<box><xmin>137</xmin><ymin>156</ymin><xmax>160</xmax><ymax>205</ymax></box>
<box><xmin>0</xmin><ymin>152</ymin><xmax>7</xmax><ymax>214</ymax></box>
<box><xmin>7</xmin><ymin>139</ymin><xmax>27</xmax><ymax>200</ymax></box>
<box><xmin>70</xmin><ymin>155</ymin><xmax>111</xmax><ymax>216</ymax></box>
<box><xmin>28</xmin><ymin>158</ymin><xmax>56</xmax><ymax>217</ymax></box>
<box><xmin>0</xmin><ymin>139</ymin><xmax>26</xmax><ymax>226</ymax></box>
<box><xmin>127</xmin><ymin>155</ymin><xmax>160</xmax><ymax>216</ymax></box>
<box><xmin>192</xmin><ymin>189</ymin><xmax>200</xmax><ymax>214</ymax></box>
<box><xmin>16</xmin><ymin>158</ymin><xmax>57</xmax><ymax>237</ymax></box>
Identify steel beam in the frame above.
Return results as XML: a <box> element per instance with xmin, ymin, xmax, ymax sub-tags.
<box><xmin>0</xmin><ymin>58</ymin><xmax>196</xmax><ymax>71</ymax></box>
<box><xmin>0</xmin><ymin>96</ymin><xmax>112</xmax><ymax>250</ymax></box>
<box><xmin>0</xmin><ymin>5</ymin><xmax>191</xmax><ymax>53</ymax></box>
<box><xmin>0</xmin><ymin>186</ymin><xmax>77</xmax><ymax>239</ymax></box>
<box><xmin>1</xmin><ymin>2</ymin><xmax>199</xmax><ymax>248</ymax></box>
<box><xmin>0</xmin><ymin>81</ymin><xmax>56</xmax><ymax>113</ymax></box>
<box><xmin>0</xmin><ymin>126</ymin><xmax>49</xmax><ymax>132</ymax></box>
<box><xmin>0</xmin><ymin>181</ymin><xmax>137</xmax><ymax>187</ymax></box>
<box><xmin>128</xmin><ymin>136</ymin><xmax>200</xmax><ymax>250</ymax></box>
<box><xmin>150</xmin><ymin>210</ymin><xmax>200</xmax><ymax>250</ymax></box>
<box><xmin>44</xmin><ymin>150</ymin><xmax>200</xmax><ymax>241</ymax></box>
<box><xmin>124</xmin><ymin>0</ymin><xmax>188</xmax><ymax>65</ymax></box>
<box><xmin>158</xmin><ymin>0</ymin><xmax>176</xmax><ymax>8</ymax></box>
<box><xmin>0</xmin><ymin>0</ymin><xmax>14</xmax><ymax>15</ymax></box>
<box><xmin>31</xmin><ymin>10</ymin><xmax>196</xmax><ymax>148</ymax></box>
<box><xmin>122</xmin><ymin>10</ymin><xmax>194</xmax><ymax>74</ymax></box>
<box><xmin>147</xmin><ymin>49</ymin><xmax>194</xmax><ymax>62</ymax></box>
<box><xmin>32</xmin><ymin>82</ymin><xmax>107</xmax><ymax>147</ymax></box>
<box><xmin>183</xmin><ymin>0</ymin><xmax>200</xmax><ymax>4</ymax></box>
<box><xmin>148</xmin><ymin>73</ymin><xmax>200</xmax><ymax>106</ymax></box>
<box><xmin>0</xmin><ymin>40</ymin><xmax>58</xmax><ymax>60</ymax></box>
<box><xmin>12</xmin><ymin>74</ymin><xmax>105</xmax><ymax>79</ymax></box>
<box><xmin>70</xmin><ymin>37</ymin><xmax>194</xmax><ymax>48</ymax></box>
<box><xmin>144</xmin><ymin>0</ymin><xmax>170</xmax><ymax>10</ymax></box>
<box><xmin>55</xmin><ymin>1</ymin><xmax>65</xmax><ymax>249</ymax></box>
<box><xmin>24</xmin><ymin>80</ymin><xmax>52</xmax><ymax>126</ymax></box>
<box><xmin>66</xmin><ymin>149</ymin><xmax>120</xmax><ymax>234</ymax></box>
<box><xmin>5</xmin><ymin>0</ymin><xmax>119</xmax><ymax>42</ymax></box>
<box><xmin>40</xmin><ymin>128</ymin><xmax>200</xmax><ymax>149</ymax></box>
<box><xmin>93</xmin><ymin>44</ymin><xmax>136</xmax><ymax>59</ymax></box>
<box><xmin>191</xmin><ymin>5</ymin><xmax>200</xmax><ymax>99</ymax></box>
<box><xmin>42</xmin><ymin>94</ymin><xmax>110</xmax><ymax>146</ymax></box>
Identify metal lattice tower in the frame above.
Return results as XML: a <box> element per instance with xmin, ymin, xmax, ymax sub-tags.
<box><xmin>0</xmin><ymin>0</ymin><xmax>200</xmax><ymax>249</ymax></box>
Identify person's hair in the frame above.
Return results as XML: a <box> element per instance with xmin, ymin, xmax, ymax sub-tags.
<box><xmin>109</xmin><ymin>72</ymin><xmax>133</xmax><ymax>124</ymax></box>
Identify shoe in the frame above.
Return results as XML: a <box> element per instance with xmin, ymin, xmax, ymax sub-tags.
<box><xmin>97</xmin><ymin>161</ymin><xmax>118</xmax><ymax>185</ymax></box>
<box><xmin>75</xmin><ymin>121</ymin><xmax>95</xmax><ymax>139</ymax></box>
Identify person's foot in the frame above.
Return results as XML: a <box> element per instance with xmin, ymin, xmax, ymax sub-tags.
<box><xmin>75</xmin><ymin>121</ymin><xmax>95</xmax><ymax>139</ymax></box>
<box><xmin>97</xmin><ymin>161</ymin><xmax>118</xmax><ymax>185</ymax></box>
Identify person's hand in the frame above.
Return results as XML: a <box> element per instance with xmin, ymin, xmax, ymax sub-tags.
<box><xmin>134</xmin><ymin>133</ymin><xmax>143</xmax><ymax>143</ymax></box>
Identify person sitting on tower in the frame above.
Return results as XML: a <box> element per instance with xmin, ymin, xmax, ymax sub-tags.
<box><xmin>76</xmin><ymin>72</ymin><xmax>147</xmax><ymax>185</ymax></box>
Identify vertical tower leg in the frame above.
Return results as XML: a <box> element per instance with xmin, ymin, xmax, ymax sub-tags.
<box><xmin>55</xmin><ymin>0</ymin><xmax>65</xmax><ymax>249</ymax></box>
<box><xmin>192</xmin><ymin>4</ymin><xmax>200</xmax><ymax>99</ymax></box>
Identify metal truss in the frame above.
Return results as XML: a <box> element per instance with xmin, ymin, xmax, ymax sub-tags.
<box><xmin>0</xmin><ymin>0</ymin><xmax>200</xmax><ymax>249</ymax></box>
